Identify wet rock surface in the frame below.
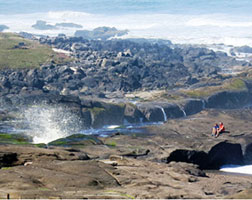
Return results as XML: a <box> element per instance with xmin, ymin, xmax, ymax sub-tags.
<box><xmin>1</xmin><ymin>34</ymin><xmax>252</xmax><ymax>198</ymax></box>
<box><xmin>0</xmin><ymin>109</ymin><xmax>252</xmax><ymax>198</ymax></box>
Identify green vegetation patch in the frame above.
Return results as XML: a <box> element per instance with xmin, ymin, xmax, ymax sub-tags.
<box><xmin>89</xmin><ymin>107</ymin><xmax>106</xmax><ymax>117</ymax></box>
<box><xmin>33</xmin><ymin>143</ymin><xmax>47</xmax><ymax>148</ymax></box>
<box><xmin>0</xmin><ymin>133</ymin><xmax>30</xmax><ymax>145</ymax></box>
<box><xmin>0</xmin><ymin>32</ymin><xmax>71</xmax><ymax>69</ymax></box>
<box><xmin>226</xmin><ymin>78</ymin><xmax>247</xmax><ymax>91</ymax></box>
<box><xmin>106</xmin><ymin>141</ymin><xmax>117</xmax><ymax>147</ymax></box>
<box><xmin>48</xmin><ymin>134</ymin><xmax>103</xmax><ymax>147</ymax></box>
<box><xmin>181</xmin><ymin>78</ymin><xmax>247</xmax><ymax>98</ymax></box>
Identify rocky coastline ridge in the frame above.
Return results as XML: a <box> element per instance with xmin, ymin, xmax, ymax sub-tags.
<box><xmin>1</xmin><ymin>33</ymin><xmax>252</xmax><ymax>198</ymax></box>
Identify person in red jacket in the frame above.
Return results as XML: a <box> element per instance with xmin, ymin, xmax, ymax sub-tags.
<box><xmin>216</xmin><ymin>122</ymin><xmax>225</xmax><ymax>137</ymax></box>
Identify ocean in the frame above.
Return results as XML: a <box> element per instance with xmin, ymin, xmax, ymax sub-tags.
<box><xmin>1</xmin><ymin>0</ymin><xmax>252</xmax><ymax>46</ymax></box>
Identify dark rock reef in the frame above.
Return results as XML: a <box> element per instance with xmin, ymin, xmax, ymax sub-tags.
<box><xmin>0</xmin><ymin>25</ymin><xmax>9</xmax><ymax>32</ymax></box>
<box><xmin>75</xmin><ymin>26</ymin><xmax>128</xmax><ymax>40</ymax></box>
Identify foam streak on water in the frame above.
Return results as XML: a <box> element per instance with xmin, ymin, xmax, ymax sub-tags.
<box><xmin>220</xmin><ymin>165</ymin><xmax>252</xmax><ymax>175</ymax></box>
<box><xmin>23</xmin><ymin>105</ymin><xmax>82</xmax><ymax>144</ymax></box>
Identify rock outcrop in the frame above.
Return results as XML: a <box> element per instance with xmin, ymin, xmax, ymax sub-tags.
<box><xmin>182</xmin><ymin>99</ymin><xmax>205</xmax><ymax>116</ymax></box>
<box><xmin>75</xmin><ymin>26</ymin><xmax>128</xmax><ymax>40</ymax></box>
<box><xmin>166</xmin><ymin>141</ymin><xmax>244</xmax><ymax>170</ymax></box>
<box><xmin>206</xmin><ymin>90</ymin><xmax>251</xmax><ymax>109</ymax></box>
<box><xmin>0</xmin><ymin>25</ymin><xmax>9</xmax><ymax>32</ymax></box>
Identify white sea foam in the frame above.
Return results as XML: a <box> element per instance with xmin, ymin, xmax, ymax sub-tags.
<box><xmin>23</xmin><ymin>104</ymin><xmax>82</xmax><ymax>144</ymax></box>
<box><xmin>220</xmin><ymin>164</ymin><xmax>252</xmax><ymax>175</ymax></box>
<box><xmin>52</xmin><ymin>48</ymin><xmax>71</xmax><ymax>55</ymax></box>
<box><xmin>1</xmin><ymin>11</ymin><xmax>252</xmax><ymax>47</ymax></box>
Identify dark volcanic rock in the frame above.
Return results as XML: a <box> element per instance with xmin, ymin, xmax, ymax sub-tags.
<box><xmin>237</xmin><ymin>136</ymin><xmax>252</xmax><ymax>165</ymax></box>
<box><xmin>183</xmin><ymin>99</ymin><xmax>205</xmax><ymax>116</ymax></box>
<box><xmin>75</xmin><ymin>26</ymin><xmax>128</xmax><ymax>40</ymax></box>
<box><xmin>124</xmin><ymin>103</ymin><xmax>145</xmax><ymax>123</ymax></box>
<box><xmin>0</xmin><ymin>152</ymin><xmax>18</xmax><ymax>167</ymax></box>
<box><xmin>0</xmin><ymin>25</ymin><xmax>9</xmax><ymax>32</ymax></box>
<box><xmin>32</xmin><ymin>20</ymin><xmax>56</xmax><ymax>30</ymax></box>
<box><xmin>207</xmin><ymin>142</ymin><xmax>244</xmax><ymax>169</ymax></box>
<box><xmin>233</xmin><ymin>45</ymin><xmax>252</xmax><ymax>54</ymax></box>
<box><xmin>89</xmin><ymin>103</ymin><xmax>125</xmax><ymax>128</ymax></box>
<box><xmin>166</xmin><ymin>149</ymin><xmax>209</xmax><ymax>169</ymax></box>
<box><xmin>166</xmin><ymin>142</ymin><xmax>244</xmax><ymax>170</ymax></box>
<box><xmin>206</xmin><ymin>90</ymin><xmax>251</xmax><ymax>109</ymax></box>
<box><xmin>2</xmin><ymin>35</ymin><xmax>247</xmax><ymax>97</ymax></box>
<box><xmin>137</xmin><ymin>104</ymin><xmax>164</xmax><ymax>122</ymax></box>
<box><xmin>137</xmin><ymin>103</ymin><xmax>185</xmax><ymax>122</ymax></box>
<box><xmin>81</xmin><ymin>108</ymin><xmax>92</xmax><ymax>128</ymax></box>
<box><xmin>243</xmin><ymin>142</ymin><xmax>252</xmax><ymax>164</ymax></box>
<box><xmin>162</xmin><ymin>103</ymin><xmax>185</xmax><ymax>118</ymax></box>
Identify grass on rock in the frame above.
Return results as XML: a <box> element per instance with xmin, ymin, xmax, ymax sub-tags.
<box><xmin>0</xmin><ymin>32</ymin><xmax>71</xmax><ymax>69</ymax></box>
<box><xmin>181</xmin><ymin>78</ymin><xmax>247</xmax><ymax>98</ymax></box>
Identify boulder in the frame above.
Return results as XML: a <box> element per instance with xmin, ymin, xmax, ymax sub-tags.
<box><xmin>124</xmin><ymin>103</ymin><xmax>145</xmax><ymax>123</ymax></box>
<box><xmin>183</xmin><ymin>99</ymin><xmax>204</xmax><ymax>116</ymax></box>
<box><xmin>0</xmin><ymin>152</ymin><xmax>18</xmax><ymax>167</ymax></box>
<box><xmin>166</xmin><ymin>141</ymin><xmax>244</xmax><ymax>170</ymax></box>
<box><xmin>137</xmin><ymin>104</ymin><xmax>164</xmax><ymax>122</ymax></box>
<box><xmin>166</xmin><ymin>149</ymin><xmax>209</xmax><ymax>169</ymax></box>
<box><xmin>89</xmin><ymin>103</ymin><xmax>125</xmax><ymax>128</ymax></box>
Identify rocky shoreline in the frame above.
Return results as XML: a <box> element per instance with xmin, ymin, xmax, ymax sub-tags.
<box><xmin>1</xmin><ymin>108</ymin><xmax>252</xmax><ymax>198</ymax></box>
<box><xmin>1</xmin><ymin>33</ymin><xmax>252</xmax><ymax>198</ymax></box>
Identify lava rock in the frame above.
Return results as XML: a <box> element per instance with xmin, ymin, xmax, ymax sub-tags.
<box><xmin>207</xmin><ymin>141</ymin><xmax>244</xmax><ymax>169</ymax></box>
<box><xmin>166</xmin><ymin>149</ymin><xmax>209</xmax><ymax>169</ymax></box>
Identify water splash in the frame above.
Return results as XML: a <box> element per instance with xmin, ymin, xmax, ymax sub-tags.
<box><xmin>23</xmin><ymin>104</ymin><xmax>82</xmax><ymax>144</ymax></box>
<box><xmin>181</xmin><ymin>108</ymin><xmax>187</xmax><ymax>117</ymax></box>
<box><xmin>220</xmin><ymin>164</ymin><xmax>252</xmax><ymax>175</ymax></box>
<box><xmin>201</xmin><ymin>99</ymin><xmax>206</xmax><ymax>109</ymax></box>
<box><xmin>155</xmin><ymin>106</ymin><xmax>167</xmax><ymax>122</ymax></box>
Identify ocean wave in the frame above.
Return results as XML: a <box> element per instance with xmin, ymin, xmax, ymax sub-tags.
<box><xmin>187</xmin><ymin>17</ymin><xmax>252</xmax><ymax>28</ymax></box>
<box><xmin>47</xmin><ymin>11</ymin><xmax>92</xmax><ymax>19</ymax></box>
<box><xmin>220</xmin><ymin>164</ymin><xmax>252</xmax><ymax>175</ymax></box>
<box><xmin>1</xmin><ymin>11</ymin><xmax>252</xmax><ymax>47</ymax></box>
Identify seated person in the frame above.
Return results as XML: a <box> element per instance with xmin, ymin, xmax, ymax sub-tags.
<box><xmin>212</xmin><ymin>123</ymin><xmax>219</xmax><ymax>136</ymax></box>
<box><xmin>217</xmin><ymin>122</ymin><xmax>225</xmax><ymax>135</ymax></box>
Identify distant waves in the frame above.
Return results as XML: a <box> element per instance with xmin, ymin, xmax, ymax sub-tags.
<box><xmin>1</xmin><ymin>11</ymin><xmax>252</xmax><ymax>47</ymax></box>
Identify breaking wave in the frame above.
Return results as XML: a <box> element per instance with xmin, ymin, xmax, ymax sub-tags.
<box><xmin>1</xmin><ymin>11</ymin><xmax>252</xmax><ymax>47</ymax></box>
<box><xmin>22</xmin><ymin>104</ymin><xmax>83</xmax><ymax>144</ymax></box>
<box><xmin>220</xmin><ymin>164</ymin><xmax>252</xmax><ymax>175</ymax></box>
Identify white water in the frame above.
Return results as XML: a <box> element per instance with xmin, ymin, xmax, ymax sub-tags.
<box><xmin>155</xmin><ymin>106</ymin><xmax>167</xmax><ymax>122</ymax></box>
<box><xmin>220</xmin><ymin>164</ymin><xmax>252</xmax><ymax>175</ymax></box>
<box><xmin>1</xmin><ymin>11</ymin><xmax>252</xmax><ymax>47</ymax></box>
<box><xmin>181</xmin><ymin>109</ymin><xmax>187</xmax><ymax>117</ymax></box>
<box><xmin>201</xmin><ymin>99</ymin><xmax>206</xmax><ymax>109</ymax></box>
<box><xmin>23</xmin><ymin>105</ymin><xmax>82</xmax><ymax>144</ymax></box>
